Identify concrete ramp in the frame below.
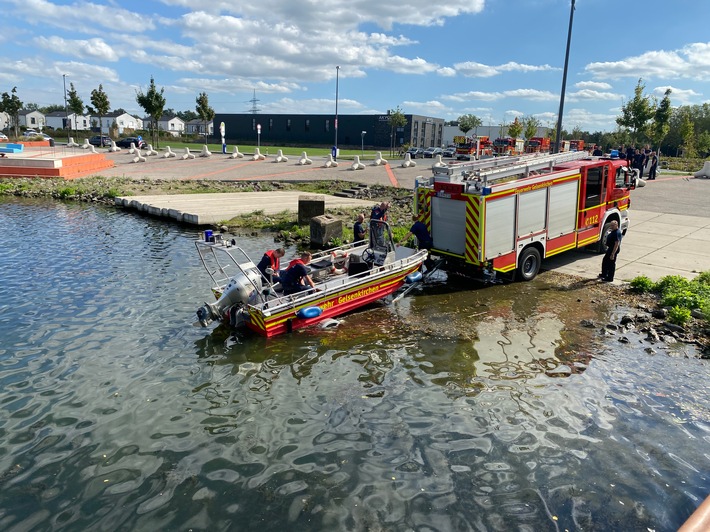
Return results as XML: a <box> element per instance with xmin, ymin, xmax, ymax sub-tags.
<box><xmin>114</xmin><ymin>191</ymin><xmax>372</xmax><ymax>225</ymax></box>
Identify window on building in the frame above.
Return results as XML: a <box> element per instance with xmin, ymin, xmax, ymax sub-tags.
<box><xmin>305</xmin><ymin>119</ymin><xmax>310</xmax><ymax>132</ymax></box>
<box><xmin>252</xmin><ymin>119</ymin><xmax>256</xmax><ymax>131</ymax></box>
<box><xmin>287</xmin><ymin>119</ymin><xmax>291</xmax><ymax>132</ymax></box>
<box><xmin>325</xmin><ymin>120</ymin><xmax>330</xmax><ymax>132</ymax></box>
<box><xmin>269</xmin><ymin>119</ymin><xmax>273</xmax><ymax>131</ymax></box>
<box><xmin>31</xmin><ymin>117</ymin><xmax>36</xmax><ymax>124</ymax></box>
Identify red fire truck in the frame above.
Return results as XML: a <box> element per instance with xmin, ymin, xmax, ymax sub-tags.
<box><xmin>570</xmin><ymin>140</ymin><xmax>586</xmax><ymax>152</ymax></box>
<box><xmin>414</xmin><ymin>151</ymin><xmax>638</xmax><ymax>282</ymax></box>
<box><xmin>493</xmin><ymin>137</ymin><xmax>525</xmax><ymax>156</ymax></box>
<box><xmin>454</xmin><ymin>135</ymin><xmax>493</xmax><ymax>160</ymax></box>
<box><xmin>526</xmin><ymin>136</ymin><xmax>551</xmax><ymax>153</ymax></box>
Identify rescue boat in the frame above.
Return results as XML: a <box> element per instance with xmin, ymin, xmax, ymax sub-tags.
<box><xmin>195</xmin><ymin>220</ymin><xmax>428</xmax><ymax>337</ymax></box>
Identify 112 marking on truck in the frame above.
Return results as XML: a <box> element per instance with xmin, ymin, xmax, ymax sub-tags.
<box><xmin>414</xmin><ymin>150</ymin><xmax>640</xmax><ymax>282</ymax></box>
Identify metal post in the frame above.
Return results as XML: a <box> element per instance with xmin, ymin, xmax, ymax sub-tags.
<box><xmin>554</xmin><ymin>0</ymin><xmax>575</xmax><ymax>154</ymax></box>
<box><xmin>334</xmin><ymin>65</ymin><xmax>339</xmax><ymax>159</ymax></box>
<box><xmin>361</xmin><ymin>131</ymin><xmax>366</xmax><ymax>155</ymax></box>
<box><xmin>63</xmin><ymin>74</ymin><xmax>69</xmax><ymax>143</ymax></box>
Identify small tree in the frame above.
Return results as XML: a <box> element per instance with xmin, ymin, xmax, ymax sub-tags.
<box><xmin>66</xmin><ymin>83</ymin><xmax>84</xmax><ymax>139</ymax></box>
<box><xmin>507</xmin><ymin>117</ymin><xmax>523</xmax><ymax>139</ymax></box>
<box><xmin>136</xmin><ymin>76</ymin><xmax>166</xmax><ymax>148</ymax></box>
<box><xmin>649</xmin><ymin>88</ymin><xmax>672</xmax><ymax>155</ymax></box>
<box><xmin>616</xmin><ymin>78</ymin><xmax>654</xmax><ymax>144</ymax></box>
<box><xmin>521</xmin><ymin>115</ymin><xmax>540</xmax><ymax>145</ymax></box>
<box><xmin>0</xmin><ymin>87</ymin><xmax>23</xmax><ymax>138</ymax></box>
<box><xmin>195</xmin><ymin>92</ymin><xmax>215</xmax><ymax>142</ymax></box>
<box><xmin>457</xmin><ymin>114</ymin><xmax>482</xmax><ymax>137</ymax></box>
<box><xmin>87</xmin><ymin>84</ymin><xmax>110</xmax><ymax>136</ymax></box>
<box><xmin>679</xmin><ymin>108</ymin><xmax>696</xmax><ymax>158</ymax></box>
<box><xmin>387</xmin><ymin>106</ymin><xmax>407</xmax><ymax>156</ymax></box>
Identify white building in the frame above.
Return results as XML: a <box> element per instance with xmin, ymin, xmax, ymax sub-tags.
<box><xmin>44</xmin><ymin>111</ymin><xmax>91</xmax><ymax>131</ymax></box>
<box><xmin>0</xmin><ymin>111</ymin><xmax>10</xmax><ymax>131</ymax></box>
<box><xmin>18</xmin><ymin>110</ymin><xmax>46</xmax><ymax>129</ymax></box>
<box><xmin>95</xmin><ymin>112</ymin><xmax>142</xmax><ymax>134</ymax></box>
<box><xmin>186</xmin><ymin>118</ymin><xmax>214</xmax><ymax>136</ymax></box>
<box><xmin>157</xmin><ymin>115</ymin><xmax>185</xmax><ymax>136</ymax></box>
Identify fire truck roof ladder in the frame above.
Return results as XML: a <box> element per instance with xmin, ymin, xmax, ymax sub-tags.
<box><xmin>432</xmin><ymin>150</ymin><xmax>590</xmax><ymax>187</ymax></box>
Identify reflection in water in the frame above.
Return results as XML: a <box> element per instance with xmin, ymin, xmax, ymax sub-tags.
<box><xmin>0</xmin><ymin>198</ymin><xmax>708</xmax><ymax>530</ymax></box>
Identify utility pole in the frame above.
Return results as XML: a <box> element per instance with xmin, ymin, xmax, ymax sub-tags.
<box><xmin>63</xmin><ymin>74</ymin><xmax>69</xmax><ymax>143</ymax></box>
<box><xmin>554</xmin><ymin>0</ymin><xmax>575</xmax><ymax>153</ymax></box>
<box><xmin>334</xmin><ymin>65</ymin><xmax>339</xmax><ymax>160</ymax></box>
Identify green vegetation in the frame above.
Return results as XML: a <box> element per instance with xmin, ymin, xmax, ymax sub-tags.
<box><xmin>629</xmin><ymin>272</ymin><xmax>710</xmax><ymax>325</ymax></box>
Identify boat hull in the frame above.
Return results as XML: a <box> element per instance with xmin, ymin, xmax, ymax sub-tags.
<box><xmin>244</xmin><ymin>263</ymin><xmax>422</xmax><ymax>337</ymax></box>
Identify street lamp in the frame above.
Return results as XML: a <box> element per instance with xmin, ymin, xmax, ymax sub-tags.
<box><xmin>62</xmin><ymin>74</ymin><xmax>69</xmax><ymax>143</ymax></box>
<box><xmin>334</xmin><ymin>65</ymin><xmax>339</xmax><ymax>160</ymax></box>
<box><xmin>554</xmin><ymin>0</ymin><xmax>575</xmax><ymax>153</ymax></box>
<box><xmin>361</xmin><ymin>131</ymin><xmax>366</xmax><ymax>155</ymax></box>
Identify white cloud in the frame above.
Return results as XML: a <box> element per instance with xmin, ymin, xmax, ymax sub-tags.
<box><xmin>585</xmin><ymin>43</ymin><xmax>710</xmax><ymax>81</ymax></box>
<box><xmin>402</xmin><ymin>100</ymin><xmax>452</xmax><ymax>114</ymax></box>
<box><xmin>454</xmin><ymin>61</ymin><xmax>557</xmax><ymax>78</ymax></box>
<box><xmin>504</xmin><ymin>109</ymin><xmax>524</xmax><ymax>118</ymax></box>
<box><xmin>568</xmin><ymin>89</ymin><xmax>622</xmax><ymax>102</ymax></box>
<box><xmin>575</xmin><ymin>81</ymin><xmax>612</xmax><ymax>90</ymax></box>
<box><xmin>35</xmin><ymin>37</ymin><xmax>120</xmax><ymax>62</ymax></box>
<box><xmin>652</xmin><ymin>85</ymin><xmax>701</xmax><ymax>105</ymax></box>
<box><xmin>503</xmin><ymin>89</ymin><xmax>558</xmax><ymax>101</ymax></box>
<box><xmin>437</xmin><ymin>67</ymin><xmax>456</xmax><ymax>77</ymax></box>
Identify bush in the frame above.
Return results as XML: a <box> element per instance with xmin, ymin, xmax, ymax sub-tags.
<box><xmin>630</xmin><ymin>275</ymin><xmax>654</xmax><ymax>293</ymax></box>
<box><xmin>654</xmin><ymin>275</ymin><xmax>692</xmax><ymax>296</ymax></box>
<box><xmin>668</xmin><ymin>306</ymin><xmax>692</xmax><ymax>326</ymax></box>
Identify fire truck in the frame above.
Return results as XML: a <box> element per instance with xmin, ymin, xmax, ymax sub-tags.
<box><xmin>569</xmin><ymin>139</ymin><xmax>586</xmax><ymax>152</ymax></box>
<box><xmin>454</xmin><ymin>135</ymin><xmax>493</xmax><ymax>160</ymax></box>
<box><xmin>493</xmin><ymin>137</ymin><xmax>525</xmax><ymax>156</ymax></box>
<box><xmin>414</xmin><ymin>151</ymin><xmax>638</xmax><ymax>282</ymax></box>
<box><xmin>526</xmin><ymin>137</ymin><xmax>551</xmax><ymax>153</ymax></box>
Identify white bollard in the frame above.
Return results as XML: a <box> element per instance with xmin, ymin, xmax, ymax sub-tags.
<box><xmin>322</xmin><ymin>154</ymin><xmax>339</xmax><ymax>168</ymax></box>
<box><xmin>132</xmin><ymin>149</ymin><xmax>146</xmax><ymax>163</ymax></box>
<box><xmin>230</xmin><ymin>146</ymin><xmax>244</xmax><ymax>159</ymax></box>
<box><xmin>67</xmin><ymin>137</ymin><xmax>80</xmax><ymax>148</ymax></box>
<box><xmin>109</xmin><ymin>140</ymin><xmax>121</xmax><ymax>152</ymax></box>
<box><xmin>182</xmin><ymin>148</ymin><xmax>196</xmax><ymax>160</ymax></box>
<box><xmin>693</xmin><ymin>161</ymin><xmax>710</xmax><ymax>178</ymax></box>
<box><xmin>274</xmin><ymin>149</ymin><xmax>288</xmax><ymax>163</ymax></box>
<box><xmin>129</xmin><ymin>142</ymin><xmax>138</xmax><ymax>154</ymax></box>
<box><xmin>200</xmin><ymin>145</ymin><xmax>212</xmax><ymax>157</ymax></box>
<box><xmin>252</xmin><ymin>148</ymin><xmax>265</xmax><ymax>161</ymax></box>
<box><xmin>164</xmin><ymin>146</ymin><xmax>176</xmax><ymax>158</ymax></box>
<box><xmin>401</xmin><ymin>152</ymin><xmax>417</xmax><ymax>168</ymax></box>
<box><xmin>145</xmin><ymin>144</ymin><xmax>159</xmax><ymax>156</ymax></box>
<box><xmin>350</xmin><ymin>156</ymin><xmax>365</xmax><ymax>170</ymax></box>
<box><xmin>373</xmin><ymin>151</ymin><xmax>388</xmax><ymax>166</ymax></box>
<box><xmin>298</xmin><ymin>151</ymin><xmax>312</xmax><ymax>165</ymax></box>
<box><xmin>81</xmin><ymin>139</ymin><xmax>91</xmax><ymax>150</ymax></box>
<box><xmin>432</xmin><ymin>154</ymin><xmax>446</xmax><ymax>168</ymax></box>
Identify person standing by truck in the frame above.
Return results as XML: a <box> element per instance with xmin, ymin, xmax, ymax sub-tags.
<box><xmin>647</xmin><ymin>151</ymin><xmax>658</xmax><ymax>180</ymax></box>
<box><xmin>600</xmin><ymin>220</ymin><xmax>622</xmax><ymax>282</ymax></box>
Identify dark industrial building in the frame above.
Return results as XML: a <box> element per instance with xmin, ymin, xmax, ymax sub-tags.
<box><xmin>213</xmin><ymin>113</ymin><xmax>445</xmax><ymax>150</ymax></box>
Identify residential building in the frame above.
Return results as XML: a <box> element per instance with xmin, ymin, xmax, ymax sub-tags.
<box><xmin>157</xmin><ymin>115</ymin><xmax>185</xmax><ymax>136</ymax></box>
<box><xmin>44</xmin><ymin>111</ymin><xmax>91</xmax><ymax>131</ymax></box>
<box><xmin>94</xmin><ymin>112</ymin><xmax>142</xmax><ymax>134</ymax></box>
<box><xmin>18</xmin><ymin>109</ymin><xmax>46</xmax><ymax>129</ymax></box>
<box><xmin>187</xmin><ymin>118</ymin><xmax>214</xmax><ymax>136</ymax></box>
<box><xmin>0</xmin><ymin>111</ymin><xmax>10</xmax><ymax>131</ymax></box>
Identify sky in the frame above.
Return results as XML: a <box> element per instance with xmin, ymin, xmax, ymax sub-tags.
<box><xmin>2</xmin><ymin>0</ymin><xmax>709</xmax><ymax>132</ymax></box>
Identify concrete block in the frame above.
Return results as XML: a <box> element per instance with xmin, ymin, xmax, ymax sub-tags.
<box><xmin>310</xmin><ymin>214</ymin><xmax>342</xmax><ymax>247</ymax></box>
<box><xmin>298</xmin><ymin>195</ymin><xmax>325</xmax><ymax>224</ymax></box>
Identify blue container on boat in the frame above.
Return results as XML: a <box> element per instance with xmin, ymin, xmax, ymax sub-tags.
<box><xmin>204</xmin><ymin>230</ymin><xmax>213</xmax><ymax>242</ymax></box>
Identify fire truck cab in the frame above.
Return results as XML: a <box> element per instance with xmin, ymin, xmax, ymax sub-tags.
<box><xmin>526</xmin><ymin>137</ymin><xmax>551</xmax><ymax>153</ymax></box>
<box><xmin>414</xmin><ymin>151</ymin><xmax>638</xmax><ymax>282</ymax></box>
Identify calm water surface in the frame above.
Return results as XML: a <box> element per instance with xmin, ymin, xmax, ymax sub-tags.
<box><xmin>0</xmin><ymin>198</ymin><xmax>708</xmax><ymax>531</ymax></box>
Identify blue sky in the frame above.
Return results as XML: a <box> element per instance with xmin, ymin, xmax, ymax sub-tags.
<box><xmin>2</xmin><ymin>0</ymin><xmax>709</xmax><ymax>132</ymax></box>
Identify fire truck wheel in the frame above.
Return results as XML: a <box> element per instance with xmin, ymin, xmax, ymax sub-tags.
<box><xmin>593</xmin><ymin>222</ymin><xmax>614</xmax><ymax>253</ymax></box>
<box><xmin>517</xmin><ymin>247</ymin><xmax>541</xmax><ymax>282</ymax></box>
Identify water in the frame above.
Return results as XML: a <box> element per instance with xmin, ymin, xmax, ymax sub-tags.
<box><xmin>1</xmin><ymin>197</ymin><xmax>708</xmax><ymax>531</ymax></box>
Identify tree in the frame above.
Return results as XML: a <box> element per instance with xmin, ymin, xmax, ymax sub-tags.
<box><xmin>697</xmin><ymin>130</ymin><xmax>710</xmax><ymax>157</ymax></box>
<box><xmin>507</xmin><ymin>117</ymin><xmax>523</xmax><ymax>139</ymax></box>
<box><xmin>616</xmin><ymin>78</ymin><xmax>654</xmax><ymax>144</ymax></box>
<box><xmin>0</xmin><ymin>87</ymin><xmax>23</xmax><ymax>138</ymax></box>
<box><xmin>649</xmin><ymin>88</ymin><xmax>672</xmax><ymax>155</ymax></box>
<box><xmin>457</xmin><ymin>114</ymin><xmax>482</xmax><ymax>136</ymax></box>
<box><xmin>66</xmin><ymin>83</ymin><xmax>84</xmax><ymax>139</ymax></box>
<box><xmin>195</xmin><ymin>92</ymin><xmax>215</xmax><ymax>142</ymax></box>
<box><xmin>521</xmin><ymin>115</ymin><xmax>540</xmax><ymax>143</ymax></box>
<box><xmin>136</xmin><ymin>76</ymin><xmax>166</xmax><ymax>148</ymax></box>
<box><xmin>87</xmin><ymin>84</ymin><xmax>110</xmax><ymax>136</ymax></box>
<box><xmin>387</xmin><ymin>106</ymin><xmax>407</xmax><ymax>156</ymax></box>
<box><xmin>25</xmin><ymin>102</ymin><xmax>39</xmax><ymax>111</ymax></box>
<box><xmin>177</xmin><ymin>110</ymin><xmax>198</xmax><ymax>122</ymax></box>
<box><xmin>39</xmin><ymin>104</ymin><xmax>66</xmax><ymax>115</ymax></box>
<box><xmin>679</xmin><ymin>108</ymin><xmax>696</xmax><ymax>158</ymax></box>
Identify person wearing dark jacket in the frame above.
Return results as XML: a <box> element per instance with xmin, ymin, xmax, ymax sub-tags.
<box><xmin>599</xmin><ymin>220</ymin><xmax>622</xmax><ymax>282</ymax></box>
<box><xmin>353</xmin><ymin>213</ymin><xmax>366</xmax><ymax>243</ymax></box>
<box><xmin>256</xmin><ymin>248</ymin><xmax>285</xmax><ymax>283</ymax></box>
<box><xmin>648</xmin><ymin>151</ymin><xmax>658</xmax><ymax>180</ymax></box>
<box><xmin>280</xmin><ymin>252</ymin><xmax>317</xmax><ymax>295</ymax></box>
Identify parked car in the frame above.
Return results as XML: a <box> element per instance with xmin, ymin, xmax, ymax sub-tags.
<box><xmin>442</xmin><ymin>146</ymin><xmax>456</xmax><ymax>157</ymax></box>
<box><xmin>423</xmin><ymin>147</ymin><xmax>443</xmax><ymax>158</ymax></box>
<box><xmin>23</xmin><ymin>130</ymin><xmax>39</xmax><ymax>137</ymax></box>
<box><xmin>115</xmin><ymin>137</ymin><xmax>146</xmax><ymax>149</ymax></box>
<box><xmin>89</xmin><ymin>135</ymin><xmax>113</xmax><ymax>147</ymax></box>
<box><xmin>0</xmin><ymin>133</ymin><xmax>8</xmax><ymax>141</ymax></box>
<box><xmin>406</xmin><ymin>147</ymin><xmax>424</xmax><ymax>158</ymax></box>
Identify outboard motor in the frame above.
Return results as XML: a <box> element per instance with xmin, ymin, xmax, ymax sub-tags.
<box><xmin>196</xmin><ymin>270</ymin><xmax>263</xmax><ymax>327</ymax></box>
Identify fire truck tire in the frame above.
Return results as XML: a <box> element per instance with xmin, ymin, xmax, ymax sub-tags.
<box><xmin>517</xmin><ymin>247</ymin><xmax>541</xmax><ymax>282</ymax></box>
<box><xmin>593</xmin><ymin>222</ymin><xmax>614</xmax><ymax>254</ymax></box>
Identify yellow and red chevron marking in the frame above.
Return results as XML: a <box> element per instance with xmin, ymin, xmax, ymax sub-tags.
<box><xmin>465</xmin><ymin>194</ymin><xmax>482</xmax><ymax>265</ymax></box>
<box><xmin>418</xmin><ymin>190</ymin><xmax>433</xmax><ymax>231</ymax></box>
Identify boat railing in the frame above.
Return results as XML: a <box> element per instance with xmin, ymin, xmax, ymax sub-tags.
<box><xmin>195</xmin><ymin>241</ymin><xmax>267</xmax><ymax>303</ymax></box>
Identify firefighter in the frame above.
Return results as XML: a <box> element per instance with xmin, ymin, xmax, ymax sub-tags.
<box><xmin>281</xmin><ymin>252</ymin><xmax>317</xmax><ymax>295</ymax></box>
<box><xmin>600</xmin><ymin>220</ymin><xmax>622</xmax><ymax>282</ymax></box>
<box><xmin>257</xmin><ymin>247</ymin><xmax>285</xmax><ymax>283</ymax></box>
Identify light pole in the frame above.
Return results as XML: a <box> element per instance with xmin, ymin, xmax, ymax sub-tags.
<box><xmin>334</xmin><ymin>65</ymin><xmax>339</xmax><ymax>160</ymax></box>
<box><xmin>554</xmin><ymin>0</ymin><xmax>575</xmax><ymax>153</ymax></box>
<box><xmin>62</xmin><ymin>74</ymin><xmax>69</xmax><ymax>143</ymax></box>
<box><xmin>361</xmin><ymin>131</ymin><xmax>366</xmax><ymax>155</ymax></box>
